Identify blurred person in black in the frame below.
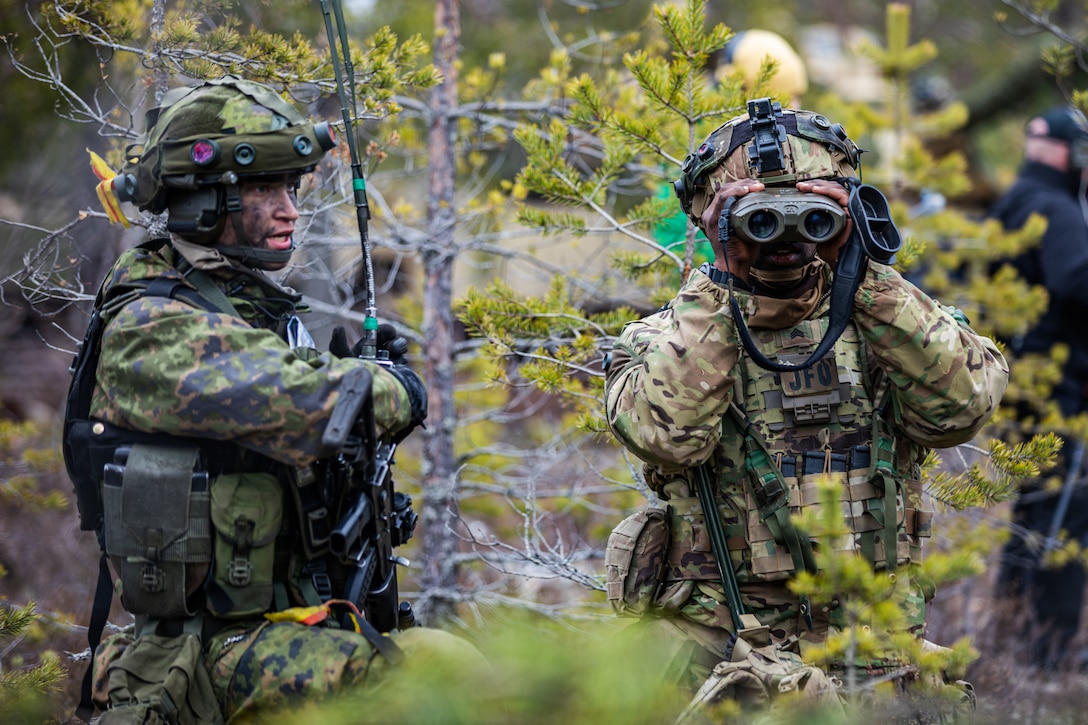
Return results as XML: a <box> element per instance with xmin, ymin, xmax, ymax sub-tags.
<box><xmin>991</xmin><ymin>105</ymin><xmax>1088</xmax><ymax>670</ymax></box>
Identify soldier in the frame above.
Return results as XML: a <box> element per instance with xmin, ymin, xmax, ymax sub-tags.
<box><xmin>604</xmin><ymin>101</ymin><xmax>1009</xmax><ymax>692</ymax></box>
<box><xmin>69</xmin><ymin>77</ymin><xmax>482</xmax><ymax>722</ymax></box>
<box><xmin>992</xmin><ymin>105</ymin><xmax>1088</xmax><ymax>669</ymax></box>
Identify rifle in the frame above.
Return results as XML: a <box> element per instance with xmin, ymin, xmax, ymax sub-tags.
<box><xmin>317</xmin><ymin>0</ymin><xmax>418</xmax><ymax>636</ymax></box>
<box><xmin>323</xmin><ymin>366</ymin><xmax>418</xmax><ymax>635</ymax></box>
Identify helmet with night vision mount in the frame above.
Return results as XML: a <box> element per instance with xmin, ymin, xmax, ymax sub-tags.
<box><xmin>674</xmin><ymin>99</ymin><xmax>862</xmax><ymax>228</ymax></box>
<box><xmin>115</xmin><ymin>76</ymin><xmax>338</xmax><ymax>267</ymax></box>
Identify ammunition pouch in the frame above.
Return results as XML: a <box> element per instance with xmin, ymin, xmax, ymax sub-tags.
<box><xmin>605</xmin><ymin>505</ymin><xmax>671</xmax><ymax>616</ymax></box>
<box><xmin>206</xmin><ymin>472</ymin><xmax>283</xmax><ymax>618</ymax></box>
<box><xmin>96</xmin><ymin>632</ymin><xmax>223</xmax><ymax>725</ymax></box>
<box><xmin>102</xmin><ymin>445</ymin><xmax>212</xmax><ymax>619</ymax></box>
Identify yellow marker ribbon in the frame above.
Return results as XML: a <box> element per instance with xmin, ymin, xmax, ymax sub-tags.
<box><xmin>262</xmin><ymin>599</ymin><xmax>365</xmax><ymax>632</ymax></box>
<box><xmin>87</xmin><ymin>149</ymin><xmax>130</xmax><ymax>228</ymax></box>
<box><xmin>264</xmin><ymin>605</ymin><xmax>329</xmax><ymax>626</ymax></box>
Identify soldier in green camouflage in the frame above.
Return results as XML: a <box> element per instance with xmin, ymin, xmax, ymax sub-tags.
<box><xmin>76</xmin><ymin>77</ymin><xmax>483</xmax><ymax>722</ymax></box>
<box><xmin>603</xmin><ymin>101</ymin><xmax>1009</xmax><ymax>692</ymax></box>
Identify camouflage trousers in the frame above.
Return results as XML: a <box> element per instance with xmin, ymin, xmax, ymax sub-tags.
<box><xmin>92</xmin><ymin>619</ymin><xmax>485</xmax><ymax>722</ymax></box>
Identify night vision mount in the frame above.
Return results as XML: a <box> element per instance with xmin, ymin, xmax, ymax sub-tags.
<box><xmin>747</xmin><ymin>98</ymin><xmax>788</xmax><ymax>175</ymax></box>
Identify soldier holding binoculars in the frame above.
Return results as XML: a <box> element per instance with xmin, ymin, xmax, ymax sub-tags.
<box><xmin>603</xmin><ymin>99</ymin><xmax>1009</xmax><ymax>694</ymax></box>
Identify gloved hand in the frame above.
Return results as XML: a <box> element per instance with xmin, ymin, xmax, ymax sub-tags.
<box><xmin>330</xmin><ymin>324</ymin><xmax>427</xmax><ymax>440</ymax></box>
<box><xmin>330</xmin><ymin>323</ymin><xmax>409</xmax><ymax>363</ymax></box>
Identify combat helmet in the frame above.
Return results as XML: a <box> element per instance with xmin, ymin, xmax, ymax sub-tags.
<box><xmin>116</xmin><ymin>75</ymin><xmax>338</xmax><ymax>266</ymax></box>
<box><xmin>674</xmin><ymin>98</ymin><xmax>862</xmax><ymax>225</ymax></box>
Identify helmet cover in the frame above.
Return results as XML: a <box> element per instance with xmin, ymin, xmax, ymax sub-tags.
<box><xmin>675</xmin><ymin>100</ymin><xmax>861</xmax><ymax>224</ymax></box>
<box><xmin>120</xmin><ymin>76</ymin><xmax>335</xmax><ymax>214</ymax></box>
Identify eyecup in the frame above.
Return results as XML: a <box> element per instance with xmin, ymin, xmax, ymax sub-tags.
<box><xmin>847</xmin><ymin>183</ymin><xmax>901</xmax><ymax>264</ymax></box>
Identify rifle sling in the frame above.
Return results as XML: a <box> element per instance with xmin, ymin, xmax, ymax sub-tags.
<box><xmin>693</xmin><ymin>462</ymin><xmax>747</xmax><ymax>633</ymax></box>
<box><xmin>727</xmin><ymin>403</ymin><xmax>818</xmax><ymax>575</ymax></box>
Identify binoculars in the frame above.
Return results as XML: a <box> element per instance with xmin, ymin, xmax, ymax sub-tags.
<box><xmin>729</xmin><ymin>188</ymin><xmax>847</xmax><ymax>245</ymax></box>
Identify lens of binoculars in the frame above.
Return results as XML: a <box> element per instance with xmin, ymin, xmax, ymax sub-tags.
<box><xmin>729</xmin><ymin>188</ymin><xmax>847</xmax><ymax>244</ymax></box>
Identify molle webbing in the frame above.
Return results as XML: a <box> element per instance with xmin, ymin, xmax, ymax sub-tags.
<box><xmin>730</xmin><ymin>402</ymin><xmax>817</xmax><ymax>577</ymax></box>
<box><xmin>665</xmin><ymin>400</ymin><xmax>928</xmax><ymax>584</ymax></box>
<box><xmin>734</xmin><ymin>399</ymin><xmax>911</xmax><ymax>576</ymax></box>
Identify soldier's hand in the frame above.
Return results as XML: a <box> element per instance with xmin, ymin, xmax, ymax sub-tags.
<box><xmin>376</xmin><ymin>323</ymin><xmax>409</xmax><ymax>365</ymax></box>
<box><xmin>330</xmin><ymin>323</ymin><xmax>409</xmax><ymax>362</ymax></box>
<box><xmin>329</xmin><ymin>325</ymin><xmax>359</xmax><ymax>358</ymax></box>
<box><xmin>699</xmin><ymin>179</ymin><xmax>767</xmax><ymax>240</ymax></box>
<box><xmin>796</xmin><ymin>179</ymin><xmax>853</xmax><ymax>269</ymax></box>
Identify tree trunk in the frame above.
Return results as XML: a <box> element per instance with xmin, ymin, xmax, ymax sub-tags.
<box><xmin>418</xmin><ymin>0</ymin><xmax>461</xmax><ymax>625</ymax></box>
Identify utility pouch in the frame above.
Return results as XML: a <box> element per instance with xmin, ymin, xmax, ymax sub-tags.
<box><xmin>98</xmin><ymin>632</ymin><xmax>223</xmax><ymax>725</ymax></box>
<box><xmin>208</xmin><ymin>472</ymin><xmax>282</xmax><ymax>618</ymax></box>
<box><xmin>605</xmin><ymin>505</ymin><xmax>670</xmax><ymax>616</ymax></box>
<box><xmin>102</xmin><ymin>445</ymin><xmax>211</xmax><ymax>619</ymax></box>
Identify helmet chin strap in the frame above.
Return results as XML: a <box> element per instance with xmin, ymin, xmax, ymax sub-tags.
<box><xmin>216</xmin><ymin>178</ymin><xmax>295</xmax><ymax>269</ymax></box>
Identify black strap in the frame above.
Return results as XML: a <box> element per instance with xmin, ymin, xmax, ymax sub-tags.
<box><xmin>354</xmin><ymin>614</ymin><xmax>405</xmax><ymax>665</ymax></box>
<box><xmin>75</xmin><ymin>553</ymin><xmax>114</xmax><ymax>722</ymax></box>
<box><xmin>726</xmin><ymin>180</ymin><xmax>883</xmax><ymax>374</ymax></box>
<box><xmin>143</xmin><ymin>276</ymin><xmax>226</xmax><ymax>314</ymax></box>
<box><xmin>179</xmin><ymin>268</ymin><xmax>241</xmax><ymax>317</ymax></box>
<box><xmin>728</xmin><ymin>246</ymin><xmax>864</xmax><ymax>374</ymax></box>
<box><xmin>699</xmin><ymin>262</ymin><xmax>749</xmax><ymax>290</ymax></box>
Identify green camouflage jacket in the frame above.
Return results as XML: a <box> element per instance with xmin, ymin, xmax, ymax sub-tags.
<box><xmin>606</xmin><ymin>262</ymin><xmax>1008</xmax><ymax>473</ymax></box>
<box><xmin>89</xmin><ymin>240</ymin><xmax>411</xmax><ymax>468</ymax></box>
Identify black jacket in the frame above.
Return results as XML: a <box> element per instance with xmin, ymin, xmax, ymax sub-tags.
<box><xmin>990</xmin><ymin>161</ymin><xmax>1088</xmax><ymax>415</ymax></box>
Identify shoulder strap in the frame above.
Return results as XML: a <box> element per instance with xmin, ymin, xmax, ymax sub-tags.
<box><xmin>694</xmin><ymin>461</ymin><xmax>771</xmax><ymax>645</ymax></box>
<box><xmin>693</xmin><ymin>462</ymin><xmax>747</xmax><ymax>631</ymax></box>
<box><xmin>180</xmin><ymin>267</ymin><xmax>241</xmax><ymax>318</ymax></box>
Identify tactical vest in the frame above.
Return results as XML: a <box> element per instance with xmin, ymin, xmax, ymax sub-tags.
<box><xmin>664</xmin><ymin>314</ymin><xmax>933</xmax><ymax>585</ymax></box>
<box><xmin>65</xmin><ymin>244</ymin><xmax>339</xmax><ymax>626</ymax></box>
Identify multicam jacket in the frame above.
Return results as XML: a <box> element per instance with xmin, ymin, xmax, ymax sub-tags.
<box><xmin>605</xmin><ymin>261</ymin><xmax>1008</xmax><ymax>633</ymax></box>
<box><xmin>89</xmin><ymin>239</ymin><xmax>411</xmax><ymax>467</ymax></box>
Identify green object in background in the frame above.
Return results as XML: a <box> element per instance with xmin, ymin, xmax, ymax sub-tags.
<box><xmin>653</xmin><ymin>182</ymin><xmax>713</xmax><ymax>266</ymax></box>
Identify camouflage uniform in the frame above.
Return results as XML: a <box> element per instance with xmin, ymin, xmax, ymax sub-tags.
<box><xmin>77</xmin><ymin>77</ymin><xmax>458</xmax><ymax>722</ymax></box>
<box><xmin>89</xmin><ymin>241</ymin><xmax>411</xmax><ymax>462</ymax></box>
<box><xmin>83</xmin><ymin>238</ymin><xmax>444</xmax><ymax>720</ymax></box>
<box><xmin>606</xmin><ymin>116</ymin><xmax>1009</xmax><ymax>683</ymax></box>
